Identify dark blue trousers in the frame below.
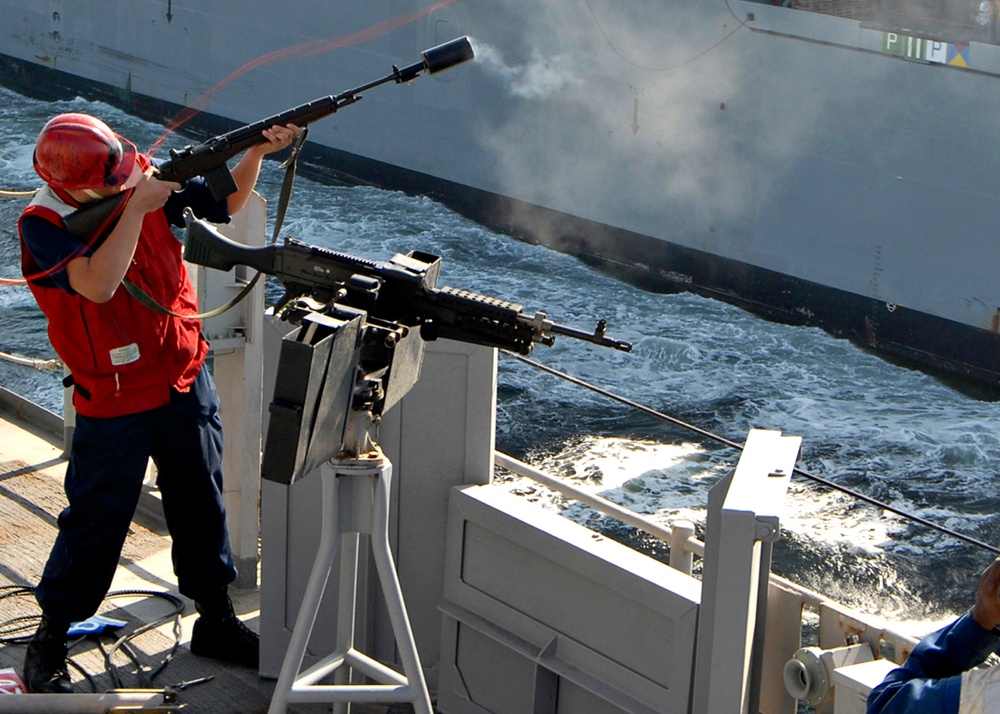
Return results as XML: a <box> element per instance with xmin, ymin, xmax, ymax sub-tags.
<box><xmin>36</xmin><ymin>367</ymin><xmax>237</xmax><ymax>623</ymax></box>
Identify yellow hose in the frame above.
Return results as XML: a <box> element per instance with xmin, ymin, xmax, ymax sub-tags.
<box><xmin>0</xmin><ymin>188</ymin><xmax>39</xmax><ymax>198</ymax></box>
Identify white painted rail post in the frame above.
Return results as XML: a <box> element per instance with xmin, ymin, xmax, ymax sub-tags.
<box><xmin>669</xmin><ymin>519</ymin><xmax>696</xmax><ymax>575</ymax></box>
<box><xmin>691</xmin><ymin>429</ymin><xmax>801</xmax><ymax>714</ymax></box>
<box><xmin>191</xmin><ymin>192</ymin><xmax>266</xmax><ymax>589</ymax></box>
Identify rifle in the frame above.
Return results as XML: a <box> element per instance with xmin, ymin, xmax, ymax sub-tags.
<box><xmin>63</xmin><ymin>36</ymin><xmax>475</xmax><ymax>239</ymax></box>
<box><xmin>182</xmin><ymin>211</ymin><xmax>634</xmax><ymax>356</ymax></box>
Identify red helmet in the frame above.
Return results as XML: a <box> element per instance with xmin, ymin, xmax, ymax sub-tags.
<box><xmin>32</xmin><ymin>113</ymin><xmax>138</xmax><ymax>191</ymax></box>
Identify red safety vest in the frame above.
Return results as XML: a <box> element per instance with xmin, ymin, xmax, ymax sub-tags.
<box><xmin>19</xmin><ymin>183</ymin><xmax>207</xmax><ymax>418</ymax></box>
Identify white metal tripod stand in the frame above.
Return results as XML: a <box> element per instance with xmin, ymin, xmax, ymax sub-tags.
<box><xmin>267</xmin><ymin>440</ymin><xmax>432</xmax><ymax>714</ymax></box>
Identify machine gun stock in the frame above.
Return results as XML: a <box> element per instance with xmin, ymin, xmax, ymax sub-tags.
<box><xmin>183</xmin><ymin>211</ymin><xmax>633</xmax><ymax>356</ymax></box>
<box><xmin>63</xmin><ymin>36</ymin><xmax>475</xmax><ymax>239</ymax></box>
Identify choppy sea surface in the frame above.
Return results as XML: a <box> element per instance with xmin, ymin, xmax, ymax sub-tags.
<box><xmin>2</xmin><ymin>85</ymin><xmax>999</xmax><ymax>635</ymax></box>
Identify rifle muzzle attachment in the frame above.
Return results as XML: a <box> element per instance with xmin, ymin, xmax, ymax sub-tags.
<box><xmin>421</xmin><ymin>36</ymin><xmax>475</xmax><ymax>74</ymax></box>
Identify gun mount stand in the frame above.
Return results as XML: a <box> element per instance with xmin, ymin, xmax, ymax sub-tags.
<box><xmin>267</xmin><ymin>442</ymin><xmax>431</xmax><ymax>714</ymax></box>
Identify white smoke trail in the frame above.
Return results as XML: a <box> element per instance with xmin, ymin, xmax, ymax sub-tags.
<box><xmin>470</xmin><ymin>40</ymin><xmax>581</xmax><ymax>100</ymax></box>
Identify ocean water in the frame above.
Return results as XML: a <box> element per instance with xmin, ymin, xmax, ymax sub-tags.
<box><xmin>2</xmin><ymin>85</ymin><xmax>999</xmax><ymax>635</ymax></box>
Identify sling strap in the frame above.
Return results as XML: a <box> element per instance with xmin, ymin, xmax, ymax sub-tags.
<box><xmin>124</xmin><ymin>127</ymin><xmax>310</xmax><ymax>319</ymax></box>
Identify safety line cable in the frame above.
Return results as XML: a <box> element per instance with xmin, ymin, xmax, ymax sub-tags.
<box><xmin>502</xmin><ymin>350</ymin><xmax>1000</xmax><ymax>556</ymax></box>
<box><xmin>0</xmin><ymin>585</ymin><xmax>187</xmax><ymax>690</ymax></box>
<box><xmin>101</xmin><ymin>589</ymin><xmax>186</xmax><ymax>688</ymax></box>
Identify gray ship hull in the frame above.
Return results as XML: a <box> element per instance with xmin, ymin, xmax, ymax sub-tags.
<box><xmin>1</xmin><ymin>0</ymin><xmax>998</xmax><ymax>388</ymax></box>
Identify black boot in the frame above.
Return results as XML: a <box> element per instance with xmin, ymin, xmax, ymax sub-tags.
<box><xmin>23</xmin><ymin>615</ymin><xmax>72</xmax><ymax>694</ymax></box>
<box><xmin>190</xmin><ymin>589</ymin><xmax>260</xmax><ymax>669</ymax></box>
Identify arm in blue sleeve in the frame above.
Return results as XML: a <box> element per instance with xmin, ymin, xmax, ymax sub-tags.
<box><xmin>20</xmin><ymin>215</ymin><xmax>85</xmax><ymax>293</ymax></box>
<box><xmin>866</xmin><ymin>612</ymin><xmax>1000</xmax><ymax>713</ymax></box>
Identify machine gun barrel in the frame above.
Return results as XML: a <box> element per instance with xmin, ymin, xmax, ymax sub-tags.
<box><xmin>182</xmin><ymin>211</ymin><xmax>633</xmax><ymax>356</ymax></box>
<box><xmin>549</xmin><ymin>320</ymin><xmax>632</xmax><ymax>352</ymax></box>
<box><xmin>63</xmin><ymin>36</ymin><xmax>475</xmax><ymax>239</ymax></box>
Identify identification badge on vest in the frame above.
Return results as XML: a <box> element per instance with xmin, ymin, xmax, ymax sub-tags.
<box><xmin>109</xmin><ymin>343</ymin><xmax>140</xmax><ymax>366</ymax></box>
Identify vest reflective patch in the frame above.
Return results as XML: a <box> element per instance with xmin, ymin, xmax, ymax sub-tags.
<box><xmin>109</xmin><ymin>343</ymin><xmax>140</xmax><ymax>366</ymax></box>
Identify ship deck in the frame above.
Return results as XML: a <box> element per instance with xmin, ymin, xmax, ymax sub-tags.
<box><xmin>0</xmin><ymin>398</ymin><xmax>409</xmax><ymax>713</ymax></box>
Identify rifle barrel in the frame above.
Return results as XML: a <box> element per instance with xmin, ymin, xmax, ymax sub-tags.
<box><xmin>61</xmin><ymin>37</ymin><xmax>476</xmax><ymax>240</ymax></box>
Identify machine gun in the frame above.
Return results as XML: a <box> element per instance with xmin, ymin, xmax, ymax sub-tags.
<box><xmin>63</xmin><ymin>36</ymin><xmax>475</xmax><ymax>239</ymax></box>
<box><xmin>182</xmin><ymin>212</ymin><xmax>633</xmax><ymax>484</ymax></box>
<box><xmin>183</xmin><ymin>211</ymin><xmax>633</xmax><ymax>357</ymax></box>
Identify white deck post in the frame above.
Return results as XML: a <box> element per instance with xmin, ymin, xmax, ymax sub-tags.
<box><xmin>191</xmin><ymin>192</ymin><xmax>266</xmax><ymax>589</ymax></box>
<box><xmin>691</xmin><ymin>429</ymin><xmax>801</xmax><ymax>714</ymax></box>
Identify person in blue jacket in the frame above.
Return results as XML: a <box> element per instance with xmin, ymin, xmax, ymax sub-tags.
<box><xmin>867</xmin><ymin>557</ymin><xmax>1000</xmax><ymax>713</ymax></box>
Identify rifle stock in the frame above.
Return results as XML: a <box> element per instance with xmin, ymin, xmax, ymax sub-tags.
<box><xmin>63</xmin><ymin>36</ymin><xmax>475</xmax><ymax>239</ymax></box>
<box><xmin>183</xmin><ymin>211</ymin><xmax>633</xmax><ymax>356</ymax></box>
